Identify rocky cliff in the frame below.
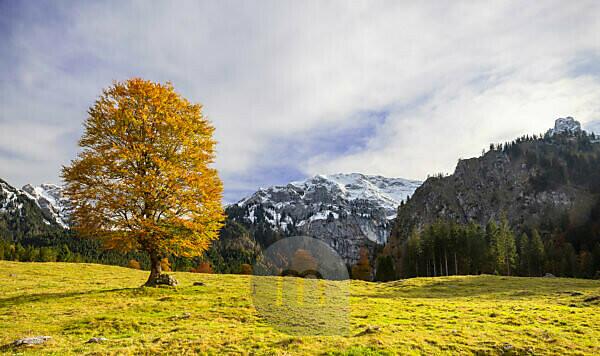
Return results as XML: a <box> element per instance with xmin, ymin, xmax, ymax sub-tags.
<box><xmin>388</xmin><ymin>117</ymin><xmax>600</xmax><ymax>266</ymax></box>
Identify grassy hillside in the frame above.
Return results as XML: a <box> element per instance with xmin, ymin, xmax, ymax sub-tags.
<box><xmin>1</xmin><ymin>261</ymin><xmax>599</xmax><ymax>355</ymax></box>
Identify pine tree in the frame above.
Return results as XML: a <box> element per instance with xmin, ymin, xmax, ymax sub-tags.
<box><xmin>375</xmin><ymin>255</ymin><xmax>396</xmax><ymax>282</ymax></box>
<box><xmin>517</xmin><ymin>233</ymin><xmax>530</xmax><ymax>276</ymax></box>
<box><xmin>486</xmin><ymin>220</ymin><xmax>499</xmax><ymax>273</ymax></box>
<box><xmin>405</xmin><ymin>229</ymin><xmax>422</xmax><ymax>277</ymax></box>
<box><xmin>491</xmin><ymin>217</ymin><xmax>517</xmax><ymax>276</ymax></box>
<box><xmin>528</xmin><ymin>229</ymin><xmax>545</xmax><ymax>276</ymax></box>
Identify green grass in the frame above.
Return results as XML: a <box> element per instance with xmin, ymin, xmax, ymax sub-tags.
<box><xmin>1</xmin><ymin>261</ymin><xmax>599</xmax><ymax>355</ymax></box>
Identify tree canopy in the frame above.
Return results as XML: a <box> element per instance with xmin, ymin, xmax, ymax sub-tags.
<box><xmin>62</xmin><ymin>78</ymin><xmax>224</xmax><ymax>285</ymax></box>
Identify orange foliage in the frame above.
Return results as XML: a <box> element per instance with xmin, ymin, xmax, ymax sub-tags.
<box><xmin>352</xmin><ymin>247</ymin><xmax>373</xmax><ymax>281</ymax></box>
<box><xmin>191</xmin><ymin>261</ymin><xmax>213</xmax><ymax>274</ymax></box>
<box><xmin>240</xmin><ymin>263</ymin><xmax>253</xmax><ymax>275</ymax></box>
<box><xmin>160</xmin><ymin>257</ymin><xmax>171</xmax><ymax>272</ymax></box>
<box><xmin>62</xmin><ymin>78</ymin><xmax>225</xmax><ymax>267</ymax></box>
<box><xmin>127</xmin><ymin>259</ymin><xmax>141</xmax><ymax>270</ymax></box>
<box><xmin>291</xmin><ymin>249</ymin><xmax>318</xmax><ymax>272</ymax></box>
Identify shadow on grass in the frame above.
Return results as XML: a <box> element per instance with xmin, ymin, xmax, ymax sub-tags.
<box><xmin>0</xmin><ymin>343</ymin><xmax>16</xmax><ymax>352</ymax></box>
<box><xmin>0</xmin><ymin>288</ymin><xmax>138</xmax><ymax>308</ymax></box>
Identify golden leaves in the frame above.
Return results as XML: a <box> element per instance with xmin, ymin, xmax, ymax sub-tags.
<box><xmin>62</xmin><ymin>78</ymin><xmax>225</xmax><ymax>257</ymax></box>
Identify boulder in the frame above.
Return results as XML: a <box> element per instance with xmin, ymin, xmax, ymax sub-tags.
<box><xmin>146</xmin><ymin>274</ymin><xmax>178</xmax><ymax>287</ymax></box>
<box><xmin>544</xmin><ymin>273</ymin><xmax>556</xmax><ymax>278</ymax></box>
<box><xmin>12</xmin><ymin>336</ymin><xmax>51</xmax><ymax>347</ymax></box>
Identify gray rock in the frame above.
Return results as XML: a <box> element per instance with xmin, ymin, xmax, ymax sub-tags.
<box><xmin>85</xmin><ymin>337</ymin><xmax>108</xmax><ymax>344</ymax></box>
<box><xmin>146</xmin><ymin>274</ymin><xmax>178</xmax><ymax>287</ymax></box>
<box><xmin>501</xmin><ymin>343</ymin><xmax>514</xmax><ymax>352</ymax></box>
<box><xmin>548</xmin><ymin>117</ymin><xmax>581</xmax><ymax>136</ymax></box>
<box><xmin>12</xmin><ymin>336</ymin><xmax>51</xmax><ymax>346</ymax></box>
<box><xmin>193</xmin><ymin>281</ymin><xmax>205</xmax><ymax>286</ymax></box>
<box><xmin>544</xmin><ymin>273</ymin><xmax>556</xmax><ymax>278</ymax></box>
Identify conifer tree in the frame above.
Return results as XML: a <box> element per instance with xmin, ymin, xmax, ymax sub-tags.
<box><xmin>528</xmin><ymin>229</ymin><xmax>545</xmax><ymax>276</ymax></box>
<box><xmin>517</xmin><ymin>233</ymin><xmax>530</xmax><ymax>276</ymax></box>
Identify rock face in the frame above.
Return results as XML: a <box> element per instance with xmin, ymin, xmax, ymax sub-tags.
<box><xmin>388</xmin><ymin>117</ymin><xmax>600</xmax><ymax>268</ymax></box>
<box><xmin>22</xmin><ymin>184</ymin><xmax>70</xmax><ymax>228</ymax></box>
<box><xmin>227</xmin><ymin>173</ymin><xmax>421</xmax><ymax>265</ymax></box>
<box><xmin>548</xmin><ymin>116</ymin><xmax>581</xmax><ymax>136</ymax></box>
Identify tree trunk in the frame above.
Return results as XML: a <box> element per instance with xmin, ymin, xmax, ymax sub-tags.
<box><xmin>454</xmin><ymin>252</ymin><xmax>458</xmax><ymax>276</ymax></box>
<box><xmin>439</xmin><ymin>259</ymin><xmax>443</xmax><ymax>278</ymax></box>
<box><xmin>144</xmin><ymin>252</ymin><xmax>178</xmax><ymax>287</ymax></box>
<box><xmin>444</xmin><ymin>249</ymin><xmax>449</xmax><ymax>276</ymax></box>
<box><xmin>146</xmin><ymin>253</ymin><xmax>162</xmax><ymax>286</ymax></box>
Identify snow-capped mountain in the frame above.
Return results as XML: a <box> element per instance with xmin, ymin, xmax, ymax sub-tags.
<box><xmin>0</xmin><ymin>180</ymin><xmax>69</xmax><ymax>229</ymax></box>
<box><xmin>0</xmin><ymin>179</ymin><xmax>27</xmax><ymax>216</ymax></box>
<box><xmin>0</xmin><ymin>178</ymin><xmax>64</xmax><ymax>240</ymax></box>
<box><xmin>22</xmin><ymin>184</ymin><xmax>70</xmax><ymax>228</ymax></box>
<box><xmin>228</xmin><ymin>173</ymin><xmax>421</xmax><ymax>265</ymax></box>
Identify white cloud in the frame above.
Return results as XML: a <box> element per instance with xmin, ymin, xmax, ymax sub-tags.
<box><xmin>1</xmin><ymin>1</ymin><xmax>600</xmax><ymax>198</ymax></box>
<box><xmin>308</xmin><ymin>76</ymin><xmax>600</xmax><ymax>179</ymax></box>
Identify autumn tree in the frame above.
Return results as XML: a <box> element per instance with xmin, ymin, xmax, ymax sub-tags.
<box><xmin>291</xmin><ymin>249</ymin><xmax>318</xmax><ymax>274</ymax></box>
<box><xmin>128</xmin><ymin>259</ymin><xmax>142</xmax><ymax>270</ymax></box>
<box><xmin>62</xmin><ymin>78</ymin><xmax>225</xmax><ymax>286</ymax></box>
<box><xmin>351</xmin><ymin>247</ymin><xmax>372</xmax><ymax>281</ymax></box>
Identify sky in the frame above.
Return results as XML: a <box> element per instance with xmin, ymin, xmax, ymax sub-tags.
<box><xmin>1</xmin><ymin>1</ymin><xmax>600</xmax><ymax>202</ymax></box>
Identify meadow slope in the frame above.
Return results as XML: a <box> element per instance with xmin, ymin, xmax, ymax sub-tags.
<box><xmin>1</xmin><ymin>261</ymin><xmax>599</xmax><ymax>355</ymax></box>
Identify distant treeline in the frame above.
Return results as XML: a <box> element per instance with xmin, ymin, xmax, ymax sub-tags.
<box><xmin>398</xmin><ymin>216</ymin><xmax>600</xmax><ymax>279</ymax></box>
<box><xmin>0</xmin><ymin>231</ymin><xmax>150</xmax><ymax>266</ymax></box>
<box><xmin>0</xmin><ymin>220</ymin><xmax>259</xmax><ymax>275</ymax></box>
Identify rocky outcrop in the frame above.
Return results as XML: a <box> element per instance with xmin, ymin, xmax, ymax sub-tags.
<box><xmin>548</xmin><ymin>117</ymin><xmax>581</xmax><ymax>136</ymax></box>
<box><xmin>388</xmin><ymin>118</ymin><xmax>600</xmax><ymax>267</ymax></box>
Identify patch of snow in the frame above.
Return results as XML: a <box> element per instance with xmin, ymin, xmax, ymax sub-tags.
<box><xmin>21</xmin><ymin>183</ymin><xmax>70</xmax><ymax>228</ymax></box>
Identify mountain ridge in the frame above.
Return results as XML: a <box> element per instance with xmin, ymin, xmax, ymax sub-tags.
<box><xmin>227</xmin><ymin>173</ymin><xmax>421</xmax><ymax>265</ymax></box>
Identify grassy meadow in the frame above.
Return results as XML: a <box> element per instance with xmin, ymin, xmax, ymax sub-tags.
<box><xmin>0</xmin><ymin>261</ymin><xmax>599</xmax><ymax>355</ymax></box>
